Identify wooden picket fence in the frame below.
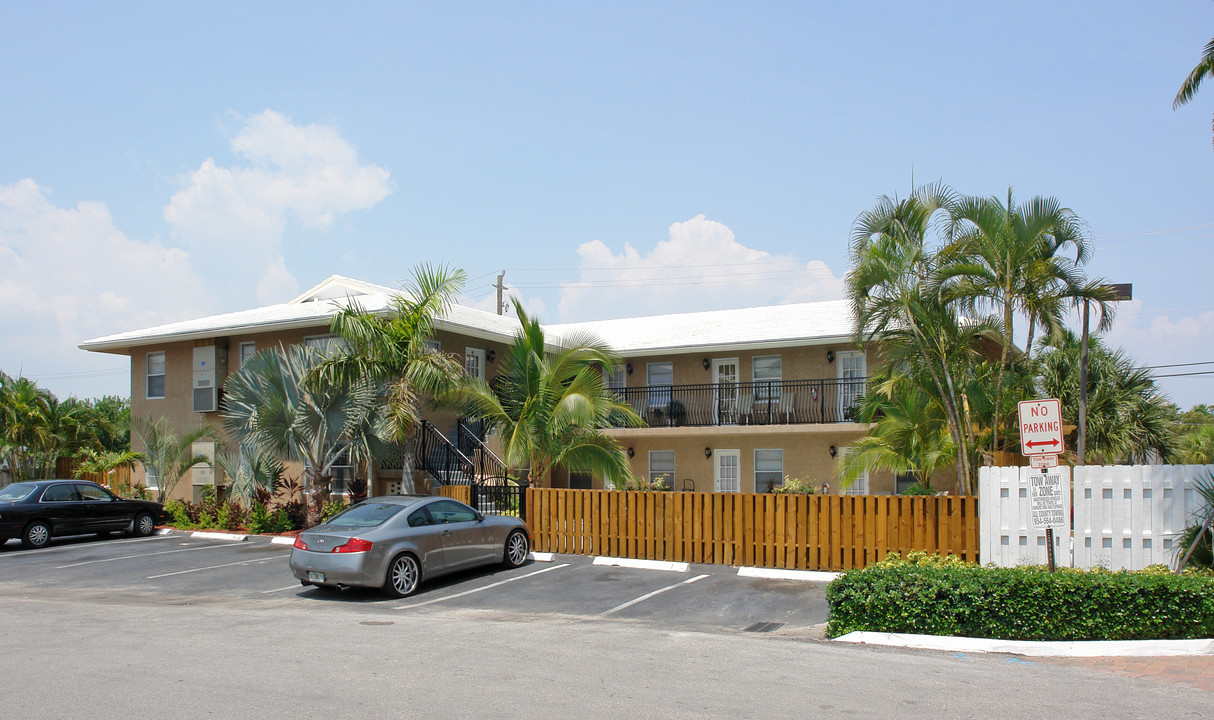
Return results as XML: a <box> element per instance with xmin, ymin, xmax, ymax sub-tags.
<box><xmin>53</xmin><ymin>458</ymin><xmax>135</xmax><ymax>491</ymax></box>
<box><xmin>525</xmin><ymin>488</ymin><xmax>978</xmax><ymax>571</ymax></box>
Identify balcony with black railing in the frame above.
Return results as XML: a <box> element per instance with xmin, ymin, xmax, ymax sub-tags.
<box><xmin>611</xmin><ymin>377</ymin><xmax>867</xmax><ymax>428</ymax></box>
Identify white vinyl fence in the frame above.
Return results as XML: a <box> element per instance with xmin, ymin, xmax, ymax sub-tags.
<box><xmin>978</xmin><ymin>464</ymin><xmax>1213</xmax><ymax>570</ymax></box>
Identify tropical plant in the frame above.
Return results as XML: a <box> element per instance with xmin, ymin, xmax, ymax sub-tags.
<box><xmin>132</xmin><ymin>416</ymin><xmax>216</xmax><ymax>503</ymax></box>
<box><xmin>942</xmin><ymin>189</ymin><xmax>1115</xmax><ymax>453</ymax></box>
<box><xmin>318</xmin><ymin>263</ymin><xmax>467</xmax><ymax>443</ymax></box>
<box><xmin>1036</xmin><ymin>332</ymin><xmax>1176</xmax><ymax>464</ymax></box>
<box><xmin>1175</xmin><ymin>470</ymin><xmax>1214</xmax><ymax>571</ymax></box>
<box><xmin>460</xmin><ymin>300</ymin><xmax>642</xmax><ymax>488</ymax></box>
<box><xmin>222</xmin><ymin>344</ymin><xmax>393</xmax><ymax>526</ymax></box>
<box><xmin>215</xmin><ymin>445</ymin><xmax>285</xmax><ymax>508</ymax></box>
<box><xmin>834</xmin><ymin>376</ymin><xmax>957</xmax><ymax>492</ymax></box>
<box><xmin>1177</xmin><ymin>425</ymin><xmax>1214</xmax><ymax>464</ymax></box>
<box><xmin>1174</xmin><ymin>35</ymin><xmax>1214</xmax><ymax>148</ymax></box>
<box><xmin>848</xmin><ymin>182</ymin><xmax>991</xmax><ymax>494</ymax></box>
<box><xmin>75</xmin><ymin>448</ymin><xmax>146</xmax><ymax>492</ymax></box>
<box><xmin>771</xmin><ymin>475</ymin><xmax>817</xmax><ymax>494</ymax></box>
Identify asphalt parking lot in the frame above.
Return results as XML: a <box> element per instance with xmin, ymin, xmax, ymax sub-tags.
<box><xmin>0</xmin><ymin>530</ymin><xmax>830</xmax><ymax>636</ymax></box>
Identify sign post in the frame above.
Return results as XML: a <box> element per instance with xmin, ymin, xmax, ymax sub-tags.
<box><xmin>1018</xmin><ymin>399</ymin><xmax>1067</xmax><ymax>572</ymax></box>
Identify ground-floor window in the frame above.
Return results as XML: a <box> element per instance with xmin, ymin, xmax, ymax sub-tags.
<box><xmin>754</xmin><ymin>448</ymin><xmax>783</xmax><ymax>492</ymax></box>
<box><xmin>649</xmin><ymin>450</ymin><xmax>674</xmax><ymax>488</ymax></box>
<box><xmin>841</xmin><ymin>447</ymin><xmax>868</xmax><ymax>495</ymax></box>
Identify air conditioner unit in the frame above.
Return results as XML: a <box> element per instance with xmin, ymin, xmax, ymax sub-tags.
<box><xmin>191</xmin><ymin>441</ymin><xmax>215</xmax><ymax>486</ymax></box>
<box><xmin>193</xmin><ymin>345</ymin><xmax>228</xmax><ymax>413</ymax></box>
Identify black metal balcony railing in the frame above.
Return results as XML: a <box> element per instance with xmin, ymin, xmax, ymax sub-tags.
<box><xmin>611</xmin><ymin>377</ymin><xmax>867</xmax><ymax>428</ymax></box>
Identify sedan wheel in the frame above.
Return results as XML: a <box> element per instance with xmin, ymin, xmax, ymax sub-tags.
<box><xmin>384</xmin><ymin>554</ymin><xmax>420</xmax><ymax>598</ymax></box>
<box><xmin>133</xmin><ymin>512</ymin><xmax>156</xmax><ymax>537</ymax></box>
<box><xmin>503</xmin><ymin>530</ymin><xmax>529</xmax><ymax>568</ymax></box>
<box><xmin>23</xmin><ymin>521</ymin><xmax>51</xmax><ymax>549</ymax></box>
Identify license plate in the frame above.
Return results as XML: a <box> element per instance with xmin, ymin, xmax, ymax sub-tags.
<box><xmin>307</xmin><ymin>571</ymin><xmax>325</xmax><ymax>583</ymax></box>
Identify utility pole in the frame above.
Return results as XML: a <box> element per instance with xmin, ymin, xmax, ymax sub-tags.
<box><xmin>496</xmin><ymin>271</ymin><xmax>506</xmax><ymax>315</ymax></box>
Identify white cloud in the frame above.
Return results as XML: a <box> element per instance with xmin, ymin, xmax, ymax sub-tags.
<box><xmin>164</xmin><ymin>109</ymin><xmax>391</xmax><ymax>304</ymax></box>
<box><xmin>1102</xmin><ymin>300</ymin><xmax>1214</xmax><ymax>408</ymax></box>
<box><xmin>557</xmin><ymin>214</ymin><xmax>845</xmax><ymax>320</ymax></box>
<box><xmin>0</xmin><ymin>179</ymin><xmax>207</xmax><ymax>396</ymax></box>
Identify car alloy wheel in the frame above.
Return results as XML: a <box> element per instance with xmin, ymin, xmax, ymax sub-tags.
<box><xmin>24</xmin><ymin>521</ymin><xmax>50</xmax><ymax>549</ymax></box>
<box><xmin>386</xmin><ymin>554</ymin><xmax>420</xmax><ymax>598</ymax></box>
<box><xmin>504</xmin><ymin>530</ymin><xmax>529</xmax><ymax>568</ymax></box>
<box><xmin>135</xmin><ymin>513</ymin><xmax>156</xmax><ymax>537</ymax></box>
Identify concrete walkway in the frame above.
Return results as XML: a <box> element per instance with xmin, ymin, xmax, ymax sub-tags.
<box><xmin>1042</xmin><ymin>655</ymin><xmax>1214</xmax><ymax>692</ymax></box>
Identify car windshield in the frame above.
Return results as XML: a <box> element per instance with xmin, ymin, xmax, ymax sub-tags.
<box><xmin>0</xmin><ymin>483</ymin><xmax>36</xmax><ymax>501</ymax></box>
<box><xmin>325</xmin><ymin>503</ymin><xmax>406</xmax><ymax>529</ymax></box>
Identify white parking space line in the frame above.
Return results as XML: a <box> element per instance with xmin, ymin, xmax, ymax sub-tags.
<box><xmin>147</xmin><ymin>556</ymin><xmax>287</xmax><ymax>579</ymax></box>
<box><xmin>395</xmin><ymin>563</ymin><xmax>570</xmax><ymax>610</ymax></box>
<box><xmin>0</xmin><ymin>534</ymin><xmax>173</xmax><ymax>559</ymax></box>
<box><xmin>597</xmin><ymin>574</ymin><xmax>710</xmax><ymax>617</ymax></box>
<box><xmin>261</xmin><ymin>583</ymin><xmax>304</xmax><ymax>594</ymax></box>
<box><xmin>56</xmin><ymin>541</ymin><xmax>248</xmax><ymax>569</ymax></box>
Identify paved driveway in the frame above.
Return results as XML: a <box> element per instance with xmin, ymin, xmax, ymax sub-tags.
<box><xmin>0</xmin><ymin>531</ymin><xmax>829</xmax><ymax>636</ymax></box>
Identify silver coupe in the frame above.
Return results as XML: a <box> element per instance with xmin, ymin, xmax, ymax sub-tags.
<box><xmin>289</xmin><ymin>495</ymin><xmax>530</xmax><ymax>597</ymax></box>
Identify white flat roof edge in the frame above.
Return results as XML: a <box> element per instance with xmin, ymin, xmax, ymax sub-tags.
<box><xmin>833</xmin><ymin>631</ymin><xmax>1214</xmax><ymax>657</ymax></box>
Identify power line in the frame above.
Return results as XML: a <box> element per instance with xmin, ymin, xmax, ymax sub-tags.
<box><xmin>1142</xmin><ymin>360</ymin><xmax>1214</xmax><ymax>370</ymax></box>
<box><xmin>1153</xmin><ymin>370</ymin><xmax>1214</xmax><ymax>379</ymax></box>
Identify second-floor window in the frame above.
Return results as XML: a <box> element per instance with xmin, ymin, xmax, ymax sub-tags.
<box><xmin>465</xmin><ymin>348</ymin><xmax>485</xmax><ymax>380</ymax></box>
<box><xmin>239</xmin><ymin>342</ymin><xmax>256</xmax><ymax>366</ymax></box>
<box><xmin>753</xmin><ymin>355</ymin><xmax>782</xmax><ymax>403</ymax></box>
<box><xmin>647</xmin><ymin>362</ymin><xmax>673</xmax><ymax>408</ymax></box>
<box><xmin>146</xmin><ymin>351</ymin><xmax>165</xmax><ymax>399</ymax></box>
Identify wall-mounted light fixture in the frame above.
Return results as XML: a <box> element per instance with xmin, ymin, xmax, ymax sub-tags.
<box><xmin>826</xmin><ymin>350</ymin><xmax>835</xmax><ymax>364</ymax></box>
<box><xmin>627</xmin><ymin>447</ymin><xmax>635</xmax><ymax>458</ymax></box>
<box><xmin>702</xmin><ymin>358</ymin><xmax>710</xmax><ymax>371</ymax></box>
<box><xmin>704</xmin><ymin>446</ymin><xmax>713</xmax><ymax>459</ymax></box>
<box><xmin>626</xmin><ymin>363</ymin><xmax>633</xmax><ymax>375</ymax></box>
<box><xmin>487</xmin><ymin>349</ymin><xmax>496</xmax><ymax>363</ymax></box>
<box><xmin>829</xmin><ymin>445</ymin><xmax>837</xmax><ymax>458</ymax></box>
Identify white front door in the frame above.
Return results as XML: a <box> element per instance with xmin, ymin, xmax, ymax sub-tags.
<box><xmin>465</xmin><ymin>348</ymin><xmax>486</xmax><ymax>381</ymax></box>
<box><xmin>712</xmin><ymin>358</ymin><xmax>739</xmax><ymax>425</ymax></box>
<box><xmin>714</xmin><ymin>449</ymin><xmax>740</xmax><ymax>493</ymax></box>
<box><xmin>836</xmin><ymin>351</ymin><xmax>866</xmax><ymax>422</ymax></box>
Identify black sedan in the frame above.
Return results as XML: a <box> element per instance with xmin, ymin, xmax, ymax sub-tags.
<box><xmin>0</xmin><ymin>480</ymin><xmax>167</xmax><ymax>548</ymax></box>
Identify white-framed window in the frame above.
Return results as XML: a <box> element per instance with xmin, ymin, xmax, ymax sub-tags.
<box><xmin>754</xmin><ymin>449</ymin><xmax>783</xmax><ymax>493</ymax></box>
<box><xmin>144</xmin><ymin>467</ymin><xmax>159</xmax><ymax>493</ymax></box>
<box><xmin>648</xmin><ymin>450</ymin><xmax>674</xmax><ymax>488</ymax></box>
<box><xmin>239</xmin><ymin>342</ymin><xmax>256</xmax><ymax>366</ymax></box>
<box><xmin>146</xmin><ymin>351</ymin><xmax>165</xmax><ymax>399</ymax></box>
<box><xmin>647</xmin><ymin>361</ymin><xmax>673</xmax><ymax>408</ymax></box>
<box><xmin>837</xmin><ymin>350</ymin><xmax>867</xmax><ymax>422</ymax></box>
<box><xmin>329</xmin><ymin>446</ymin><xmax>353</xmax><ymax>496</ymax></box>
<box><xmin>465</xmin><ymin>348</ymin><xmax>485</xmax><ymax>380</ymax></box>
<box><xmin>753</xmin><ymin>355</ymin><xmax>782</xmax><ymax>403</ymax></box>
<box><xmin>303</xmin><ymin>334</ymin><xmax>344</xmax><ymax>354</ymax></box>
<box><xmin>424</xmin><ymin>339</ymin><xmax>442</xmax><ymax>354</ymax></box>
<box><xmin>841</xmin><ymin>447</ymin><xmax>868</xmax><ymax>495</ymax></box>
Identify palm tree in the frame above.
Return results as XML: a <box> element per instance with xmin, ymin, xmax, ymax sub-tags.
<box><xmin>0</xmin><ymin>372</ymin><xmax>53</xmax><ymax>482</ymax></box>
<box><xmin>1036</xmin><ymin>332</ymin><xmax>1176</xmax><ymax>464</ymax></box>
<box><xmin>223</xmin><ymin>345</ymin><xmax>393</xmax><ymax>526</ymax></box>
<box><xmin>132</xmin><ymin>416</ymin><xmax>215</xmax><ymax>503</ymax></box>
<box><xmin>460</xmin><ymin>300</ymin><xmax>642</xmax><ymax>488</ymax></box>
<box><xmin>942</xmin><ymin>190</ymin><xmax>1113</xmax><ymax>454</ymax></box>
<box><xmin>76</xmin><ymin>449</ymin><xmax>146</xmax><ymax>492</ymax></box>
<box><xmin>849</xmin><ymin>182</ymin><xmax>990</xmax><ymax>494</ymax></box>
<box><xmin>215</xmin><ymin>446</ymin><xmax>284</xmax><ymax>507</ymax></box>
<box><xmin>834</xmin><ymin>376</ymin><xmax>956</xmax><ymax>492</ymax></box>
<box><xmin>1174</xmin><ymin>36</ymin><xmax>1214</xmax><ymax>148</ymax></box>
<box><xmin>318</xmin><ymin>263</ymin><xmax>467</xmax><ymax>443</ymax></box>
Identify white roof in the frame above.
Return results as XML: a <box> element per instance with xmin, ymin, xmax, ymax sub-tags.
<box><xmin>80</xmin><ymin>274</ymin><xmax>856</xmax><ymax>355</ymax></box>
<box><xmin>79</xmin><ymin>275</ymin><xmax>520</xmax><ymax>353</ymax></box>
<box><xmin>547</xmin><ymin>300</ymin><xmax>855</xmax><ymax>355</ymax></box>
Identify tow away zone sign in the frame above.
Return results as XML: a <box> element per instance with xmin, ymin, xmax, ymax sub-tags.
<box><xmin>1018</xmin><ymin>398</ymin><xmax>1064</xmax><ymax>457</ymax></box>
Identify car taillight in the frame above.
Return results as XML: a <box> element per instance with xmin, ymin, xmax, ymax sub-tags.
<box><xmin>332</xmin><ymin>537</ymin><xmax>372</xmax><ymax>553</ymax></box>
<box><xmin>293</xmin><ymin>536</ymin><xmax>308</xmax><ymax>551</ymax></box>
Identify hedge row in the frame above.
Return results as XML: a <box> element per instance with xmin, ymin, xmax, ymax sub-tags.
<box><xmin>825</xmin><ymin>553</ymin><xmax>1214</xmax><ymax>641</ymax></box>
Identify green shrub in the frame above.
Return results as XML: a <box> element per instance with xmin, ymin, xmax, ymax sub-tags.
<box><xmin>271</xmin><ymin>508</ymin><xmax>294</xmax><ymax>533</ymax></box>
<box><xmin>899</xmin><ymin>483</ymin><xmax>938</xmax><ymax>496</ymax></box>
<box><xmin>165</xmin><ymin>499</ymin><xmax>192</xmax><ymax>528</ymax></box>
<box><xmin>825</xmin><ymin>553</ymin><xmax>1214</xmax><ymax>641</ymax></box>
<box><xmin>247</xmin><ymin>502</ymin><xmax>273</xmax><ymax>534</ymax></box>
<box><xmin>320</xmin><ymin>500</ymin><xmax>348</xmax><ymax>522</ymax></box>
<box><xmin>772</xmin><ymin>475</ymin><xmax>816</xmax><ymax>494</ymax></box>
<box><xmin>620</xmin><ymin>476</ymin><xmax>671</xmax><ymax>491</ymax></box>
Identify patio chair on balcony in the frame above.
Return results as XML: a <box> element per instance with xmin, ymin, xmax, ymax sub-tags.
<box><xmin>735</xmin><ymin>391</ymin><xmax>754</xmax><ymax>425</ymax></box>
<box><xmin>776</xmin><ymin>391</ymin><xmax>796</xmax><ymax>423</ymax></box>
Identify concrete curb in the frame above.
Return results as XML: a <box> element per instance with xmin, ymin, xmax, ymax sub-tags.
<box><xmin>833</xmin><ymin>631</ymin><xmax>1214</xmax><ymax>657</ymax></box>
<box><xmin>190</xmin><ymin>531</ymin><xmax>248</xmax><ymax>542</ymax></box>
<box><xmin>154</xmin><ymin>528</ymin><xmax>174</xmax><ymax>536</ymax></box>
<box><xmin>593</xmin><ymin>556</ymin><xmax>690</xmax><ymax>573</ymax></box>
<box><xmin>738</xmin><ymin>567</ymin><xmax>839</xmax><ymax>583</ymax></box>
<box><xmin>530</xmin><ymin>552</ymin><xmax>555</xmax><ymax>562</ymax></box>
<box><xmin>270</xmin><ymin>536</ymin><xmax>296</xmax><ymax>545</ymax></box>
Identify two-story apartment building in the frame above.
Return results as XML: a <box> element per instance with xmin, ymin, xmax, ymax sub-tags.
<box><xmin>81</xmin><ymin>275</ymin><xmax>919</xmax><ymax>501</ymax></box>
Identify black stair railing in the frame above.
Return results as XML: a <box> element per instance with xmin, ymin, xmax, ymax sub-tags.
<box><xmin>415</xmin><ymin>420</ymin><xmax>475</xmax><ymax>485</ymax></box>
<box><xmin>457</xmin><ymin>419</ymin><xmax>527</xmax><ymax>520</ymax></box>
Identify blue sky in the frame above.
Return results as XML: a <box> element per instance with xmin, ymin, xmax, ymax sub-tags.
<box><xmin>2</xmin><ymin>1</ymin><xmax>1212</xmax><ymax>408</ymax></box>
